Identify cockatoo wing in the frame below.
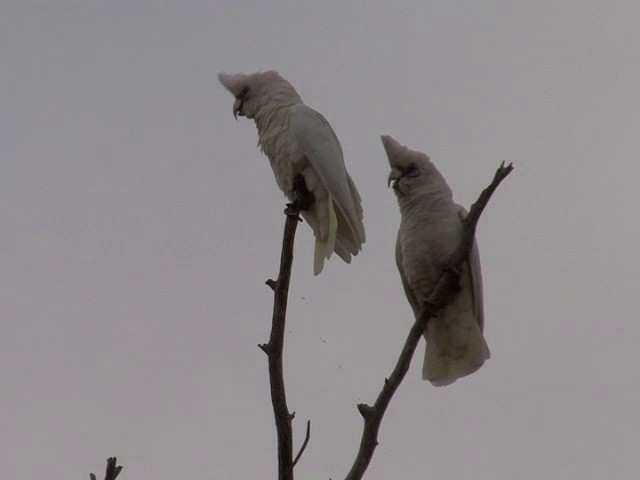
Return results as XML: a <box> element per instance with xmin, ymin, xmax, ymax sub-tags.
<box><xmin>395</xmin><ymin>232</ymin><xmax>421</xmax><ymax>318</ymax></box>
<box><xmin>290</xmin><ymin>104</ymin><xmax>365</xmax><ymax>254</ymax></box>
<box><xmin>458</xmin><ymin>206</ymin><xmax>485</xmax><ymax>331</ymax></box>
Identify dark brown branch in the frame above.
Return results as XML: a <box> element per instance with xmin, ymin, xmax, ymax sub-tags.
<box><xmin>89</xmin><ymin>457</ymin><xmax>123</xmax><ymax>480</ymax></box>
<box><xmin>293</xmin><ymin>420</ymin><xmax>311</xmax><ymax>467</ymax></box>
<box><xmin>262</xmin><ymin>174</ymin><xmax>315</xmax><ymax>480</ymax></box>
<box><xmin>263</xmin><ymin>205</ymin><xmax>299</xmax><ymax>480</ymax></box>
<box><xmin>344</xmin><ymin>162</ymin><xmax>513</xmax><ymax>480</ymax></box>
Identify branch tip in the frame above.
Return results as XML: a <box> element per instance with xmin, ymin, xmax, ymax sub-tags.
<box><xmin>265</xmin><ymin>279</ymin><xmax>277</xmax><ymax>290</ymax></box>
<box><xmin>293</xmin><ymin>420</ymin><xmax>312</xmax><ymax>467</ymax></box>
<box><xmin>91</xmin><ymin>457</ymin><xmax>123</xmax><ymax>480</ymax></box>
<box><xmin>357</xmin><ymin>403</ymin><xmax>375</xmax><ymax>419</ymax></box>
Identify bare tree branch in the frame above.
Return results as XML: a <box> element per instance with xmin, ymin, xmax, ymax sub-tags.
<box><xmin>259</xmin><ymin>174</ymin><xmax>315</xmax><ymax>480</ymax></box>
<box><xmin>260</xmin><ymin>208</ymin><xmax>299</xmax><ymax>480</ymax></box>
<box><xmin>344</xmin><ymin>162</ymin><xmax>513</xmax><ymax>480</ymax></box>
<box><xmin>90</xmin><ymin>457</ymin><xmax>123</xmax><ymax>480</ymax></box>
<box><xmin>293</xmin><ymin>420</ymin><xmax>312</xmax><ymax>467</ymax></box>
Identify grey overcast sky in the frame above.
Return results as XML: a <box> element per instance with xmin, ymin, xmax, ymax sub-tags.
<box><xmin>3</xmin><ymin>1</ymin><xmax>640</xmax><ymax>478</ymax></box>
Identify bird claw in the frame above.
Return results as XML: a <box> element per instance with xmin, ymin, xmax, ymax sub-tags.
<box><xmin>441</xmin><ymin>263</ymin><xmax>462</xmax><ymax>291</ymax></box>
<box><xmin>284</xmin><ymin>203</ymin><xmax>303</xmax><ymax>219</ymax></box>
<box><xmin>422</xmin><ymin>299</ymin><xmax>440</xmax><ymax>317</ymax></box>
<box><xmin>289</xmin><ymin>174</ymin><xmax>315</xmax><ymax>212</ymax></box>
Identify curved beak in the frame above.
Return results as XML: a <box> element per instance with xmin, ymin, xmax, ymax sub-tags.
<box><xmin>387</xmin><ymin>167</ymin><xmax>402</xmax><ymax>188</ymax></box>
<box><xmin>232</xmin><ymin>98</ymin><xmax>243</xmax><ymax>120</ymax></box>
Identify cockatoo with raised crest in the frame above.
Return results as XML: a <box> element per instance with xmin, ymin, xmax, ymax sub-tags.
<box><xmin>382</xmin><ymin>135</ymin><xmax>490</xmax><ymax>386</ymax></box>
<box><xmin>218</xmin><ymin>71</ymin><xmax>365</xmax><ymax>275</ymax></box>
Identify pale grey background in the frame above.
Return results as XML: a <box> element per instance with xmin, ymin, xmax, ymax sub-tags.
<box><xmin>2</xmin><ymin>1</ymin><xmax>640</xmax><ymax>478</ymax></box>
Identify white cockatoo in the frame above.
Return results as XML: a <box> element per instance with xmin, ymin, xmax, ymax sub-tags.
<box><xmin>382</xmin><ymin>135</ymin><xmax>490</xmax><ymax>386</ymax></box>
<box><xmin>218</xmin><ymin>71</ymin><xmax>365</xmax><ymax>275</ymax></box>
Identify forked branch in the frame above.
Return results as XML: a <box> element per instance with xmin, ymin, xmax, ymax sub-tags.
<box><xmin>89</xmin><ymin>457</ymin><xmax>123</xmax><ymax>480</ymax></box>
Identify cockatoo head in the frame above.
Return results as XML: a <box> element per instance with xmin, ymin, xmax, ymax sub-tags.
<box><xmin>381</xmin><ymin>135</ymin><xmax>429</xmax><ymax>194</ymax></box>
<box><xmin>381</xmin><ymin>135</ymin><xmax>452</xmax><ymax>199</ymax></box>
<box><xmin>218</xmin><ymin>71</ymin><xmax>302</xmax><ymax>120</ymax></box>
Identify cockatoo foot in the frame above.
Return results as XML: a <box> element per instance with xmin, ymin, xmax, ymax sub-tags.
<box><xmin>441</xmin><ymin>263</ymin><xmax>462</xmax><ymax>291</ymax></box>
<box><xmin>284</xmin><ymin>203</ymin><xmax>303</xmax><ymax>219</ymax></box>
<box><xmin>421</xmin><ymin>299</ymin><xmax>440</xmax><ymax>318</ymax></box>
<box><xmin>289</xmin><ymin>174</ymin><xmax>315</xmax><ymax>212</ymax></box>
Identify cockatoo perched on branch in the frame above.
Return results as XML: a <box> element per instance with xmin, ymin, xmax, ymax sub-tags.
<box><xmin>382</xmin><ymin>135</ymin><xmax>490</xmax><ymax>386</ymax></box>
<box><xmin>218</xmin><ymin>71</ymin><xmax>365</xmax><ymax>275</ymax></box>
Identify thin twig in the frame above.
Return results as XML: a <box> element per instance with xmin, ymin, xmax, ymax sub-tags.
<box><xmin>90</xmin><ymin>457</ymin><xmax>123</xmax><ymax>480</ymax></box>
<box><xmin>293</xmin><ymin>420</ymin><xmax>312</xmax><ymax>467</ymax></box>
<box><xmin>344</xmin><ymin>162</ymin><xmax>513</xmax><ymax>480</ymax></box>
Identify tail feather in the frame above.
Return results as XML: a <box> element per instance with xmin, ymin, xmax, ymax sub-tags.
<box><xmin>333</xmin><ymin>237</ymin><xmax>353</xmax><ymax>264</ymax></box>
<box><xmin>423</xmin><ymin>319</ymin><xmax>490</xmax><ymax>386</ymax></box>
<box><xmin>313</xmin><ymin>196</ymin><xmax>338</xmax><ymax>275</ymax></box>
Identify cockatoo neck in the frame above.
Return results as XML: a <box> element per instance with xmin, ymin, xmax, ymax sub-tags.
<box><xmin>254</xmin><ymin>103</ymin><xmax>291</xmax><ymax>136</ymax></box>
<box><xmin>396</xmin><ymin>181</ymin><xmax>454</xmax><ymax>217</ymax></box>
<box><xmin>251</xmin><ymin>87</ymin><xmax>300</xmax><ymax>126</ymax></box>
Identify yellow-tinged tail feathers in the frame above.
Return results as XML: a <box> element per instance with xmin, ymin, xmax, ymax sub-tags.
<box><xmin>313</xmin><ymin>197</ymin><xmax>338</xmax><ymax>275</ymax></box>
<box><xmin>423</xmin><ymin>321</ymin><xmax>490</xmax><ymax>386</ymax></box>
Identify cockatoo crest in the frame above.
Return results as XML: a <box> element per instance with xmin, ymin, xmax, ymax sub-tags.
<box><xmin>218</xmin><ymin>71</ymin><xmax>302</xmax><ymax>119</ymax></box>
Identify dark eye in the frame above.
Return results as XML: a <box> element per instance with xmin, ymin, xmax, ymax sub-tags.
<box><xmin>406</xmin><ymin>166</ymin><xmax>421</xmax><ymax>178</ymax></box>
<box><xmin>236</xmin><ymin>86</ymin><xmax>250</xmax><ymax>100</ymax></box>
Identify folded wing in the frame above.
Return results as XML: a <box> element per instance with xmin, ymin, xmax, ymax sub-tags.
<box><xmin>290</xmin><ymin>104</ymin><xmax>365</xmax><ymax>256</ymax></box>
